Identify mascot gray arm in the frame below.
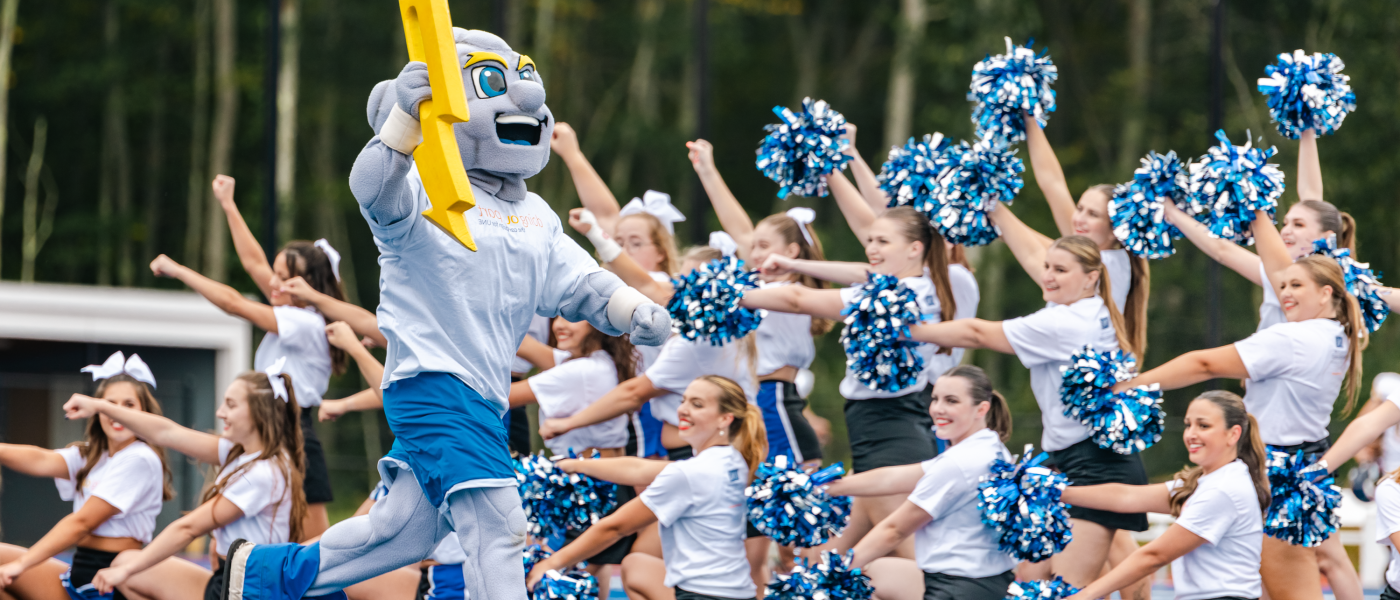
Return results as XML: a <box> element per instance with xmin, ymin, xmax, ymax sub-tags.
<box><xmin>349</xmin><ymin>62</ymin><xmax>432</xmax><ymax>227</ymax></box>
<box><xmin>555</xmin><ymin>241</ymin><xmax>671</xmax><ymax>346</ymax></box>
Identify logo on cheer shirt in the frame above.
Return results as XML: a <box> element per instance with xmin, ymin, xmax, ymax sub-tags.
<box><xmin>1100</xmin><ymin>317</ymin><xmax>1110</xmax><ymax>329</ymax></box>
<box><xmin>728</xmin><ymin>469</ymin><xmax>740</xmax><ymax>483</ymax></box>
<box><xmin>474</xmin><ymin>206</ymin><xmax>545</xmax><ymax>234</ymax></box>
<box><xmin>1336</xmin><ymin>336</ymin><xmax>1343</xmax><ymax>348</ymax></box>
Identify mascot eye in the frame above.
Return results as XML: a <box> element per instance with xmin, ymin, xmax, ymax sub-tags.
<box><xmin>472</xmin><ymin>66</ymin><xmax>508</xmax><ymax>99</ymax></box>
<box><xmin>518</xmin><ymin>68</ymin><xmax>538</xmax><ymax>83</ymax></box>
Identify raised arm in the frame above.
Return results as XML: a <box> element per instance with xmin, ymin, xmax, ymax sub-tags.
<box><xmin>1252</xmin><ymin>209</ymin><xmax>1293</xmax><ymax>291</ymax></box>
<box><xmin>827</xmin><ymin>170</ymin><xmax>878</xmax><ymax>241</ymax></box>
<box><xmin>1065</xmin><ymin>525</ymin><xmax>1206</xmax><ymax>600</ymax></box>
<box><xmin>989</xmin><ymin>202</ymin><xmax>1053</xmax><ymax>283</ymax></box>
<box><xmin>1297</xmin><ymin>129</ymin><xmax>1323</xmax><ymax>202</ymax></box>
<box><xmin>150</xmin><ymin>255</ymin><xmax>278</xmax><ymax>333</ymax></box>
<box><xmin>1024</xmin><ymin>114</ymin><xmax>1076</xmax><ymax>237</ymax></box>
<box><xmin>825</xmin><ymin>463</ymin><xmax>924</xmax><ymax>497</ymax></box>
<box><xmin>539</xmin><ymin>376</ymin><xmax>666</xmax><ymax>440</ymax></box>
<box><xmin>906</xmin><ymin>319</ymin><xmax>1015</xmax><ymax>355</ymax></box>
<box><xmin>91</xmin><ymin>496</ymin><xmax>246</xmax><ymax>594</ymax></box>
<box><xmin>1165</xmin><ymin>202</ymin><xmax>1263</xmax><ymax>286</ymax></box>
<box><xmin>553</xmin><ymin>123</ymin><xmax>622</xmax><ymax>235</ymax></box>
<box><xmin>760</xmin><ymin>254</ymin><xmax>870</xmax><ymax>287</ymax></box>
<box><xmin>1060</xmin><ymin>482</ymin><xmax>1171</xmax><ymax>514</ymax></box>
<box><xmin>213</xmin><ymin>175</ymin><xmax>277</xmax><ymax>299</ymax></box>
<box><xmin>558</xmin><ymin>456</ymin><xmax>670</xmax><ymax>488</ymax></box>
<box><xmin>687</xmin><ymin>139</ymin><xmax>755</xmax><ymax>255</ymax></box>
<box><xmin>841</xmin><ymin>124</ymin><xmax>892</xmax><ymax>216</ymax></box>
<box><xmin>1117</xmin><ymin>345</ymin><xmax>1248</xmax><ymax>392</ymax></box>
<box><xmin>0</xmin><ymin>498</ymin><xmax>123</xmax><ymax>585</ymax></box>
<box><xmin>326</xmin><ymin>322</ymin><xmax>383</xmax><ymax>390</ymax></box>
<box><xmin>62</xmin><ymin>395</ymin><xmax>222</xmax><ymax>464</ymax></box>
<box><xmin>1321</xmin><ymin>401</ymin><xmax>1400</xmax><ymax>471</ymax></box>
<box><xmin>0</xmin><ymin>444</ymin><xmax>69</xmax><ymax>478</ymax></box>
<box><xmin>282</xmin><ymin>276</ymin><xmax>387</xmax><ymax>347</ymax></box>
<box><xmin>349</xmin><ymin>62</ymin><xmax>430</xmax><ymax>230</ymax></box>
<box><xmin>739</xmin><ymin>285</ymin><xmax>846</xmax><ymax>320</ymax></box>
<box><xmin>567</xmin><ymin>208</ymin><xmax>674</xmax><ymax>304</ymax></box>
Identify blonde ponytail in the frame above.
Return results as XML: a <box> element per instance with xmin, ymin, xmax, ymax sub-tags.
<box><xmin>698</xmin><ymin>375</ymin><xmax>768</xmax><ymax>480</ymax></box>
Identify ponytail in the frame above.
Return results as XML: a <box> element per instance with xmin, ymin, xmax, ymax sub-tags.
<box><xmin>1295</xmin><ymin>254</ymin><xmax>1367</xmax><ymax>413</ymax></box>
<box><xmin>1051</xmin><ymin>236</ymin><xmax>1140</xmax><ymax>358</ymax></box>
<box><xmin>880</xmin><ymin>207</ymin><xmax>956</xmax><ymax>354</ymax></box>
<box><xmin>698</xmin><ymin>375</ymin><xmax>768</xmax><ymax>480</ymax></box>
<box><xmin>1125</xmin><ymin>254</ymin><xmax>1150</xmax><ymax>356</ymax></box>
<box><xmin>1169</xmin><ymin>391</ymin><xmax>1270</xmax><ymax>517</ymax></box>
<box><xmin>940</xmin><ymin>365</ymin><xmax>1012</xmax><ymax>442</ymax></box>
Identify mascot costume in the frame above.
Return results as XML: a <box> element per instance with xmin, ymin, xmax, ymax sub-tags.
<box><xmin>219</xmin><ymin>28</ymin><xmax>670</xmax><ymax>600</ymax></box>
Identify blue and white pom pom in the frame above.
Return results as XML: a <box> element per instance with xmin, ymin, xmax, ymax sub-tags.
<box><xmin>1059</xmin><ymin>346</ymin><xmax>1166</xmax><ymax>454</ymax></box>
<box><xmin>745</xmin><ymin>455</ymin><xmax>852</xmax><ymax>548</ymax></box>
<box><xmin>1110</xmin><ymin>150</ymin><xmax>1192</xmax><ymax>259</ymax></box>
<box><xmin>533</xmin><ymin>569</ymin><xmax>600</xmax><ymax>600</ymax></box>
<box><xmin>766</xmin><ymin>550</ymin><xmax>874</xmax><ymax>600</ymax></box>
<box><xmin>968</xmin><ymin>37</ymin><xmax>1058</xmax><ymax>144</ymax></box>
<box><xmin>1257</xmin><ymin>50</ymin><xmax>1356</xmax><ymax>139</ymax></box>
<box><xmin>756</xmin><ymin>98</ymin><xmax>852</xmax><ymax>198</ymax></box>
<box><xmin>667</xmin><ymin>256</ymin><xmax>764</xmax><ymax>346</ymax></box>
<box><xmin>1265</xmin><ymin>448</ymin><xmax>1342</xmax><ymax>547</ymax></box>
<box><xmin>1006</xmin><ymin>577</ymin><xmax>1081</xmax><ymax>600</ymax></box>
<box><xmin>976</xmin><ymin>447</ymin><xmax>1073</xmax><ymax>563</ymax></box>
<box><xmin>878</xmin><ymin>133</ymin><xmax>955</xmax><ymax>212</ymax></box>
<box><xmin>522</xmin><ymin>544</ymin><xmax>552</xmax><ymax>575</ymax></box>
<box><xmin>515</xmin><ymin>450</ymin><xmax>619</xmax><ymax>539</ymax></box>
<box><xmin>1312</xmin><ymin>236</ymin><xmax>1389</xmax><ymax>333</ymax></box>
<box><xmin>839</xmin><ymin>273</ymin><xmax>926</xmax><ymax>393</ymax></box>
<box><xmin>928</xmin><ymin>137</ymin><xmax>1025</xmax><ymax>246</ymax></box>
<box><xmin>1187</xmin><ymin>130</ymin><xmax>1286</xmax><ymax>246</ymax></box>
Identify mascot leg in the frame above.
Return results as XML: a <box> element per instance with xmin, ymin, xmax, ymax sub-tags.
<box><xmin>306</xmin><ymin>471</ymin><xmax>449</xmax><ymax>595</ymax></box>
<box><xmin>447</xmin><ymin>486</ymin><xmax>529</xmax><ymax>600</ymax></box>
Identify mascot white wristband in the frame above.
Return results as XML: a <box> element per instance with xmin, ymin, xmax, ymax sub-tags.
<box><xmin>607</xmin><ymin>287</ymin><xmax>651</xmax><ymax>334</ymax></box>
<box><xmin>379</xmin><ymin>104</ymin><xmax>424</xmax><ymax>155</ymax></box>
<box><xmin>578</xmin><ymin>209</ymin><xmax>623</xmax><ymax>263</ymax></box>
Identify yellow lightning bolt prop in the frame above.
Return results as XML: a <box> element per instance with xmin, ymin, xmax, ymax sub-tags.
<box><xmin>399</xmin><ymin>0</ymin><xmax>477</xmax><ymax>251</ymax></box>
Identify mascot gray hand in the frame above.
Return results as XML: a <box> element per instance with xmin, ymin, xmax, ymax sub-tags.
<box><xmin>395</xmin><ymin>61</ymin><xmax>433</xmax><ymax>120</ymax></box>
<box><xmin>629</xmin><ymin>303</ymin><xmax>671</xmax><ymax>347</ymax></box>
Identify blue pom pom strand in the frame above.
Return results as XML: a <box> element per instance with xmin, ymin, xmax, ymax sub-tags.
<box><xmin>929</xmin><ymin>137</ymin><xmax>1025</xmax><ymax>246</ymax></box>
<box><xmin>756</xmin><ymin>98</ymin><xmax>852</xmax><ymax>198</ymax></box>
<box><xmin>1312</xmin><ymin>236</ymin><xmax>1390</xmax><ymax>333</ymax></box>
<box><xmin>533</xmin><ymin>570</ymin><xmax>600</xmax><ymax>600</ymax></box>
<box><xmin>839</xmin><ymin>273</ymin><xmax>927</xmax><ymax>393</ymax></box>
<box><xmin>878</xmin><ymin>133</ymin><xmax>955</xmax><ymax>214</ymax></box>
<box><xmin>745</xmin><ymin>455</ymin><xmax>852</xmax><ymax>548</ymax></box>
<box><xmin>766</xmin><ymin>550</ymin><xmax>874</xmax><ymax>600</ymax></box>
<box><xmin>1265</xmin><ymin>448</ymin><xmax>1342</xmax><ymax>548</ymax></box>
<box><xmin>1006</xmin><ymin>577</ymin><xmax>1081</xmax><ymax>600</ymax></box>
<box><xmin>968</xmin><ymin>37</ymin><xmax>1058</xmax><ymax>144</ymax></box>
<box><xmin>666</xmin><ymin>256</ymin><xmax>764</xmax><ymax>346</ymax></box>
<box><xmin>515</xmin><ymin>450</ymin><xmax>619</xmax><ymax>539</ymax></box>
<box><xmin>1187</xmin><ymin>130</ymin><xmax>1286</xmax><ymax>246</ymax></box>
<box><xmin>976</xmin><ymin>447</ymin><xmax>1074</xmax><ymax>563</ymax></box>
<box><xmin>1109</xmin><ymin>151</ymin><xmax>1192</xmax><ymax>260</ymax></box>
<box><xmin>1257</xmin><ymin>50</ymin><xmax>1356</xmax><ymax>139</ymax></box>
<box><xmin>1059</xmin><ymin>346</ymin><xmax>1166</xmax><ymax>454</ymax></box>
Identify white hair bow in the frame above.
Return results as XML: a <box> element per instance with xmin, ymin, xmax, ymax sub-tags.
<box><xmin>708</xmin><ymin>231</ymin><xmax>738</xmax><ymax>257</ymax></box>
<box><xmin>786</xmin><ymin>207</ymin><xmax>817</xmax><ymax>247</ymax></box>
<box><xmin>264</xmin><ymin>357</ymin><xmax>290</xmax><ymax>403</ymax></box>
<box><xmin>314</xmin><ymin>239</ymin><xmax>342</xmax><ymax>282</ymax></box>
<box><xmin>82</xmin><ymin>351</ymin><xmax>158</xmax><ymax>389</ymax></box>
<box><xmin>619</xmin><ymin>190</ymin><xmax>687</xmax><ymax>234</ymax></box>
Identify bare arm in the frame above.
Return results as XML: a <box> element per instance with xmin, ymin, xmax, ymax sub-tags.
<box><xmin>906</xmin><ymin>319</ymin><xmax>1015</xmax><ymax>355</ymax></box>
<box><xmin>1118</xmin><ymin>345</ymin><xmax>1248</xmax><ymax>392</ymax></box>
<box><xmin>553</xmin><ymin>123</ymin><xmax>622</xmax><ymax>235</ymax></box>
<box><xmin>63</xmin><ymin>394</ymin><xmax>222</xmax><ymax>465</ymax></box>
<box><xmin>1024</xmin><ymin>115</ymin><xmax>1077</xmax><ymax>237</ymax></box>
<box><xmin>213</xmin><ymin>175</ymin><xmax>277</xmax><ymax>299</ymax></box>
<box><xmin>91</xmin><ymin>496</ymin><xmax>245</xmax><ymax>594</ymax></box>
<box><xmin>528</xmin><ymin>499</ymin><xmax>656</xmax><ymax>589</ymax></box>
<box><xmin>687</xmin><ymin>139</ymin><xmax>755</xmax><ymax>256</ymax></box>
<box><xmin>1252</xmin><ymin>209</ymin><xmax>1293</xmax><ymax>291</ymax></box>
<box><xmin>318</xmin><ymin>389</ymin><xmax>384</xmax><ymax>422</ymax></box>
<box><xmin>761</xmin><ymin>254</ymin><xmax>870</xmax><ymax>287</ymax></box>
<box><xmin>989</xmin><ymin>202</ymin><xmax>1053</xmax><ymax>283</ymax></box>
<box><xmin>1165</xmin><ymin>202</ymin><xmax>1263</xmax><ymax>286</ymax></box>
<box><xmin>828</xmin><ymin>170</ymin><xmax>878</xmax><ymax>241</ymax></box>
<box><xmin>326</xmin><ymin>322</ymin><xmax>383</xmax><ymax>389</ymax></box>
<box><xmin>566</xmin><ymin>209</ymin><xmax>675</xmax><ymax>304</ymax></box>
<box><xmin>515</xmin><ymin>335</ymin><xmax>558</xmax><ymax>372</ymax></box>
<box><xmin>150</xmin><ymin>255</ymin><xmax>279</xmax><ymax>333</ymax></box>
<box><xmin>0</xmin><ymin>444</ymin><xmax>69</xmax><ymax>478</ymax></box>
<box><xmin>558</xmin><ymin>456</ymin><xmax>670</xmax><ymax>488</ymax></box>
<box><xmin>850</xmin><ymin>501</ymin><xmax>933</xmax><ymax>569</ymax></box>
<box><xmin>1065</xmin><ymin>525</ymin><xmax>1207</xmax><ymax>600</ymax></box>
<box><xmin>825</xmin><ymin>463</ymin><xmax>924</xmax><ymax>497</ymax></box>
<box><xmin>540</xmin><ymin>376</ymin><xmax>666</xmax><ymax>439</ymax></box>
<box><xmin>842</xmin><ymin>126</ymin><xmax>892</xmax><ymax>216</ymax></box>
<box><xmin>739</xmin><ymin>286</ymin><xmax>846</xmax><ymax>320</ymax></box>
<box><xmin>282</xmin><ymin>277</ymin><xmax>386</xmax><ymax>347</ymax></box>
<box><xmin>1060</xmin><ymin>482</ymin><xmax>1171</xmax><ymax>514</ymax></box>
<box><xmin>0</xmin><ymin>498</ymin><xmax>122</xmax><ymax>583</ymax></box>
<box><xmin>1297</xmin><ymin>129</ymin><xmax>1323</xmax><ymax>202</ymax></box>
<box><xmin>1322</xmin><ymin>401</ymin><xmax>1400</xmax><ymax>469</ymax></box>
<box><xmin>508</xmin><ymin>380</ymin><xmax>537</xmax><ymax>409</ymax></box>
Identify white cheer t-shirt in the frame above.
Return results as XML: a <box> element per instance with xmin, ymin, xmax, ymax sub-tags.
<box><xmin>253</xmin><ymin>305</ymin><xmax>332</xmax><ymax>408</ymax></box>
<box><xmin>639</xmin><ymin>445</ymin><xmax>755</xmax><ymax>599</ymax></box>
<box><xmin>54</xmin><ymin>441</ymin><xmax>165</xmax><ymax>543</ymax></box>
<box><xmin>210</xmin><ymin>438</ymin><xmax>293</xmax><ymax>556</ymax></box>
<box><xmin>528</xmin><ymin>349</ymin><xmax>629</xmax><ymax>454</ymax></box>
<box><xmin>754</xmin><ymin>280</ymin><xmax>816</xmax><ymax>376</ymax></box>
<box><xmin>909</xmin><ymin>429</ymin><xmax>1015</xmax><ymax>578</ymax></box>
<box><xmin>1235</xmin><ymin>318</ymin><xmax>1349</xmax><ymax>446</ymax></box>
<box><xmin>1374</xmin><ymin>478</ymin><xmax>1400</xmax><ymax>592</ymax></box>
<box><xmin>1166</xmin><ymin>460</ymin><xmax>1264</xmax><ymax>600</ymax></box>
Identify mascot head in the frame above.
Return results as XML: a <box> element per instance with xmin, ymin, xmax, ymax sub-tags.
<box><xmin>369</xmin><ymin>29</ymin><xmax>554</xmax><ymax>183</ymax></box>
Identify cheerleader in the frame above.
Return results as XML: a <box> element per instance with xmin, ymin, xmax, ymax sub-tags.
<box><xmin>59</xmin><ymin>362</ymin><xmax>304</xmax><ymax>600</ymax></box>
<box><xmin>503</xmin><ymin>315</ymin><xmax>554</xmax><ymax>456</ymax></box>
<box><xmin>150</xmin><ymin>174</ymin><xmax>344</xmax><ymax>538</ymax></box>
<box><xmin>737</xmin><ymin>207</ymin><xmax>961</xmax><ymax>560</ymax></box>
<box><xmin>1059</xmin><ymin>391</ymin><xmax>1269</xmax><ymax>600</ymax></box>
<box><xmin>527</xmin><ymin>376</ymin><xmax>767</xmax><ymax>600</ymax></box>
<box><xmin>823</xmin><ymin>366</ymin><xmax>1015</xmax><ymax>600</ymax></box>
<box><xmin>1112</xmin><ymin>215</ymin><xmax>1365</xmax><ymax>600</ymax></box>
<box><xmin>1320</xmin><ymin>373</ymin><xmax>1400</xmax><ymax>477</ymax></box>
<box><xmin>1371</xmin><ymin>460</ymin><xmax>1400</xmax><ymax>600</ymax></box>
<box><xmin>0</xmin><ymin>353</ymin><xmax>172</xmax><ymax>600</ymax></box>
<box><xmin>508</xmin><ymin>315</ymin><xmax>639</xmax><ymax>600</ymax></box>
<box><xmin>902</xmin><ymin>235</ymin><xmax>1146</xmax><ymax>589</ymax></box>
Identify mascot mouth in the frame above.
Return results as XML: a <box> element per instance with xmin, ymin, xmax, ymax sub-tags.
<box><xmin>495</xmin><ymin>115</ymin><xmax>543</xmax><ymax>146</ymax></box>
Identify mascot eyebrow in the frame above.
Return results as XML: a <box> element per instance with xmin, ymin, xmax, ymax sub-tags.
<box><xmin>516</xmin><ymin>55</ymin><xmax>535</xmax><ymax>72</ymax></box>
<box><xmin>462</xmin><ymin>51</ymin><xmax>510</xmax><ymax>69</ymax></box>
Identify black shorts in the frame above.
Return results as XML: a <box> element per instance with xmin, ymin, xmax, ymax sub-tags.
<box><xmin>506</xmin><ymin>376</ymin><xmax>532</xmax><ymax>456</ymax></box>
<box><xmin>675</xmin><ymin>588</ymin><xmax>756</xmax><ymax>600</ymax></box>
<box><xmin>667</xmin><ymin>445</ymin><xmax>694</xmax><ymax>462</ymax></box>
<box><xmin>844</xmin><ymin>390</ymin><xmax>937</xmax><ymax>473</ymax></box>
<box><xmin>1267</xmin><ymin>439</ymin><xmax>1331</xmax><ymax>461</ymax></box>
<box><xmin>301</xmin><ymin>409</ymin><xmax>334</xmax><ymax>504</ymax></box>
<box><xmin>1382</xmin><ymin>585</ymin><xmax>1400</xmax><ymax>600</ymax></box>
<box><xmin>758</xmin><ymin>381</ymin><xmax>823</xmax><ymax>463</ymax></box>
<box><xmin>923</xmin><ymin>570</ymin><xmax>1014</xmax><ymax>600</ymax></box>
<box><xmin>203</xmin><ymin>559</ymin><xmax>226</xmax><ymax>600</ymax></box>
<box><xmin>562</xmin><ymin>484</ymin><xmax>638</xmax><ymax>564</ymax></box>
<box><xmin>1049</xmin><ymin>438</ymin><xmax>1148</xmax><ymax>531</ymax></box>
<box><xmin>66</xmin><ymin>547</ymin><xmax>128</xmax><ymax>600</ymax></box>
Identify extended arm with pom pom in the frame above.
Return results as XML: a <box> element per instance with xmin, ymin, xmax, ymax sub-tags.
<box><xmin>1187</xmin><ymin>130</ymin><xmax>1286</xmax><ymax>246</ymax></box>
<box><xmin>929</xmin><ymin>138</ymin><xmax>1025</xmax><ymax>246</ymax></box>
<box><xmin>1311</xmin><ymin>236</ymin><xmax>1389</xmax><ymax>333</ymax></box>
<box><xmin>968</xmin><ymin>37</ymin><xmax>1059</xmax><ymax>144</ymax></box>
<box><xmin>839</xmin><ymin>273</ymin><xmax>927</xmax><ymax>392</ymax></box>
<box><xmin>1257</xmin><ymin>50</ymin><xmax>1356</xmax><ymax>139</ymax></box>
<box><xmin>1110</xmin><ymin>150</ymin><xmax>1194</xmax><ymax>260</ymax></box>
<box><xmin>745</xmin><ymin>455</ymin><xmax>852</xmax><ymax>548</ymax></box>
<box><xmin>976</xmin><ymin>447</ymin><xmax>1074</xmax><ymax>563</ymax></box>
<box><xmin>756</xmin><ymin>98</ymin><xmax>852</xmax><ymax>198</ymax></box>
<box><xmin>666</xmin><ymin>256</ymin><xmax>765</xmax><ymax>346</ymax></box>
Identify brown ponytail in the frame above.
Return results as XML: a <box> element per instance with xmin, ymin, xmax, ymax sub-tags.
<box><xmin>698</xmin><ymin>375</ymin><xmax>768</xmax><ymax>480</ymax></box>
<box><xmin>1293</xmin><ymin>255</ymin><xmax>1367</xmax><ymax>413</ymax></box>
<box><xmin>941</xmin><ymin>365</ymin><xmax>1012</xmax><ymax>442</ymax></box>
<box><xmin>1049</xmin><ymin>236</ymin><xmax>1140</xmax><ymax>358</ymax></box>
<box><xmin>1296</xmin><ymin>200</ymin><xmax>1356</xmax><ymax>253</ymax></box>
<box><xmin>880</xmin><ymin>206</ymin><xmax>956</xmax><ymax>354</ymax></box>
<box><xmin>755</xmin><ymin>213</ymin><xmax>834</xmax><ymax>336</ymax></box>
<box><xmin>204</xmin><ymin>371</ymin><xmax>308</xmax><ymax>542</ymax></box>
<box><xmin>1125</xmin><ymin>255</ymin><xmax>1150</xmax><ymax>356</ymax></box>
<box><xmin>1169</xmin><ymin>391</ymin><xmax>1270</xmax><ymax>516</ymax></box>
